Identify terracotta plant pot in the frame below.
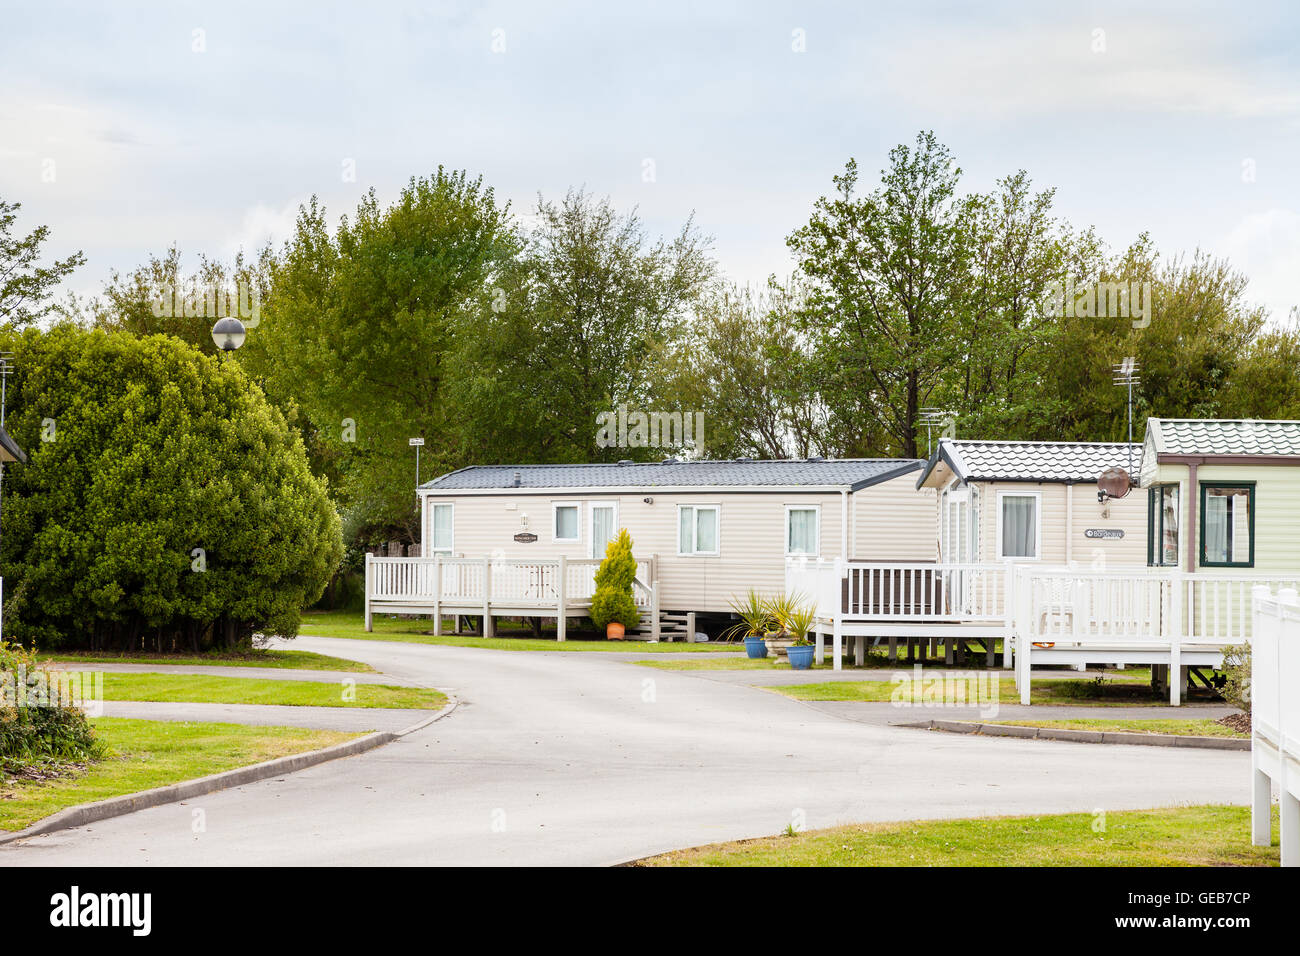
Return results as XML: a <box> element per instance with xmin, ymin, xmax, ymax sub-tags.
<box><xmin>607</xmin><ymin>622</ymin><xmax>625</xmax><ymax>640</ymax></box>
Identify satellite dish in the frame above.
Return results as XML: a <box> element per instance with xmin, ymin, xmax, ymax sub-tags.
<box><xmin>1097</xmin><ymin>466</ymin><xmax>1131</xmax><ymax>499</ymax></box>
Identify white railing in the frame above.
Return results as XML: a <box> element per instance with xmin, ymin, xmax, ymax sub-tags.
<box><xmin>843</xmin><ymin>562</ymin><xmax>1010</xmax><ymax>622</ymax></box>
<box><xmin>1250</xmin><ymin>585</ymin><xmax>1300</xmax><ymax>866</ymax></box>
<box><xmin>786</xmin><ymin>560</ymin><xmax>1013</xmax><ymax>623</ymax></box>
<box><xmin>1013</xmin><ymin>569</ymin><xmax>1300</xmax><ymax>648</ymax></box>
<box><xmin>364</xmin><ymin>553</ymin><xmax>659</xmax><ymax>641</ymax></box>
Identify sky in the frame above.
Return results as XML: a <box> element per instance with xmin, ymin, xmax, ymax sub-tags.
<box><xmin>1</xmin><ymin>0</ymin><xmax>1297</xmax><ymax>321</ymax></box>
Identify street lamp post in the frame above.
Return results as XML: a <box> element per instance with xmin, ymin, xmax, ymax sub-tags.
<box><xmin>409</xmin><ymin>437</ymin><xmax>424</xmax><ymax>488</ymax></box>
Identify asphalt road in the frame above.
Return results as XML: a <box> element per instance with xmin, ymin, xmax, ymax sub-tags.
<box><xmin>0</xmin><ymin>635</ymin><xmax>1249</xmax><ymax>866</ymax></box>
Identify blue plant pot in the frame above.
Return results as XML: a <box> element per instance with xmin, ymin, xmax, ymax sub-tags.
<box><xmin>743</xmin><ymin>636</ymin><xmax>768</xmax><ymax>659</ymax></box>
<box><xmin>787</xmin><ymin>644</ymin><xmax>815</xmax><ymax>670</ymax></box>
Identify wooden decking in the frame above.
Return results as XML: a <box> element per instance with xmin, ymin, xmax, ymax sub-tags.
<box><xmin>365</xmin><ymin>554</ymin><xmax>660</xmax><ymax>641</ymax></box>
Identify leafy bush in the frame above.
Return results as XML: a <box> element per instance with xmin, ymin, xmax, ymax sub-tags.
<box><xmin>0</xmin><ymin>325</ymin><xmax>343</xmax><ymax>651</ymax></box>
<box><xmin>589</xmin><ymin>529</ymin><xmax>641</xmax><ymax>630</ymax></box>
<box><xmin>0</xmin><ymin>642</ymin><xmax>103</xmax><ymax>776</ymax></box>
<box><xmin>1219</xmin><ymin>643</ymin><xmax>1250</xmax><ymax>711</ymax></box>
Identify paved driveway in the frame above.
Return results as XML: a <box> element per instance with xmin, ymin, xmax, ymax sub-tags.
<box><xmin>0</xmin><ymin>635</ymin><xmax>1249</xmax><ymax>866</ymax></box>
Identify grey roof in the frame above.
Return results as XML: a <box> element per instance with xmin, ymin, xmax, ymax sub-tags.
<box><xmin>919</xmin><ymin>438</ymin><xmax>1141</xmax><ymax>487</ymax></box>
<box><xmin>421</xmin><ymin>458</ymin><xmax>923</xmax><ymax>492</ymax></box>
<box><xmin>1147</xmin><ymin>418</ymin><xmax>1300</xmax><ymax>457</ymax></box>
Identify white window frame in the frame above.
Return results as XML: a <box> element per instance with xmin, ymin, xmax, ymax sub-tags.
<box><xmin>676</xmin><ymin>504</ymin><xmax>720</xmax><ymax>556</ymax></box>
<box><xmin>995</xmin><ymin>490</ymin><xmax>1042</xmax><ymax>561</ymax></box>
<box><xmin>784</xmin><ymin>504</ymin><xmax>821</xmax><ymax>558</ymax></box>
<box><xmin>588</xmin><ymin>500</ymin><xmax>619</xmax><ymax>559</ymax></box>
<box><xmin>428</xmin><ymin>501</ymin><xmax>454</xmax><ymax>555</ymax></box>
<box><xmin>552</xmin><ymin>501</ymin><xmax>580</xmax><ymax>543</ymax></box>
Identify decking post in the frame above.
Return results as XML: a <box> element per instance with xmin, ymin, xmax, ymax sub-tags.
<box><xmin>650</xmin><ymin>585</ymin><xmax>661</xmax><ymax>643</ymax></box>
<box><xmin>650</xmin><ymin>555</ymin><xmax>661</xmax><ymax>642</ymax></box>
<box><xmin>433</xmin><ymin>554</ymin><xmax>442</xmax><ymax>636</ymax></box>
<box><xmin>556</xmin><ymin>556</ymin><xmax>567</xmax><ymax>642</ymax></box>
<box><xmin>1282</xmin><ymin>790</ymin><xmax>1300</xmax><ymax>868</ymax></box>
<box><xmin>832</xmin><ymin>614</ymin><xmax>843</xmax><ymax>672</ymax></box>
<box><xmin>364</xmin><ymin>553</ymin><xmax>373</xmax><ymax>632</ymax></box>
<box><xmin>1251</xmin><ymin>749</ymin><xmax>1272</xmax><ymax>846</ymax></box>
<box><xmin>815</xmin><ymin>629</ymin><xmax>824</xmax><ymax>664</ymax></box>
<box><xmin>1003</xmin><ymin>563</ymin><xmax>1015</xmax><ymax>669</ymax></box>
<box><xmin>482</xmin><ymin>556</ymin><xmax>495</xmax><ymax>638</ymax></box>
<box><xmin>1169</xmin><ymin>572</ymin><xmax>1183</xmax><ymax>705</ymax></box>
<box><xmin>1016</xmin><ymin>571</ymin><xmax>1031</xmax><ymax>704</ymax></box>
<box><xmin>855</xmin><ymin>634</ymin><xmax>865</xmax><ymax>667</ymax></box>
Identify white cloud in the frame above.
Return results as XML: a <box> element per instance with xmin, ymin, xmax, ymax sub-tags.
<box><xmin>878</xmin><ymin>21</ymin><xmax>1300</xmax><ymax>120</ymax></box>
<box><xmin>1220</xmin><ymin>208</ymin><xmax>1300</xmax><ymax>322</ymax></box>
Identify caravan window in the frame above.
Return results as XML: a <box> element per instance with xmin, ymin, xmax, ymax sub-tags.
<box><xmin>785</xmin><ymin>506</ymin><xmax>820</xmax><ymax>557</ymax></box>
<box><xmin>1147</xmin><ymin>484</ymin><xmax>1180</xmax><ymax>567</ymax></box>
<box><xmin>553</xmin><ymin>503</ymin><xmax>580</xmax><ymax>542</ymax></box>
<box><xmin>997</xmin><ymin>492</ymin><xmax>1040</xmax><ymax>560</ymax></box>
<box><xmin>1200</xmin><ymin>484</ymin><xmax>1254</xmax><ymax>568</ymax></box>
<box><xmin>429</xmin><ymin>503</ymin><xmax>454</xmax><ymax>555</ymax></box>
<box><xmin>677</xmin><ymin>505</ymin><xmax>719</xmax><ymax>556</ymax></box>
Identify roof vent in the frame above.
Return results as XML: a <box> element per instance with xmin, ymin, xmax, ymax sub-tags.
<box><xmin>807</xmin><ymin>455</ymin><xmax>825</xmax><ymax>462</ymax></box>
<box><xmin>618</xmin><ymin>459</ymin><xmax>634</xmax><ymax>465</ymax></box>
<box><xmin>736</xmin><ymin>457</ymin><xmax>755</xmax><ymax>462</ymax></box>
<box><xmin>512</xmin><ymin>472</ymin><xmax>521</xmax><ymax>488</ymax></box>
<box><xmin>660</xmin><ymin>457</ymin><xmax>678</xmax><ymax>465</ymax></box>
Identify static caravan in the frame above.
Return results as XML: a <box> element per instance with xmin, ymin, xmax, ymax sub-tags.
<box><xmin>915</xmin><ymin>438</ymin><xmax>1147</xmax><ymax>568</ymax></box>
<box><xmin>1139</xmin><ymin>418</ymin><xmax>1300</xmax><ymax>574</ymax></box>
<box><xmin>402</xmin><ymin>457</ymin><xmax>933</xmax><ymax>636</ymax></box>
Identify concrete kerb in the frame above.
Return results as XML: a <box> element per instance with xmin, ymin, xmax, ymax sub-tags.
<box><xmin>911</xmin><ymin>718</ymin><xmax>1249</xmax><ymax>751</ymax></box>
<box><xmin>0</xmin><ymin>696</ymin><xmax>458</xmax><ymax>846</ymax></box>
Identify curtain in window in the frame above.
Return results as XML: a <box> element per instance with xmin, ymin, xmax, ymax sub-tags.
<box><xmin>1203</xmin><ymin>493</ymin><xmax>1229</xmax><ymax>563</ymax></box>
<box><xmin>591</xmin><ymin>506</ymin><xmax>615</xmax><ymax>558</ymax></box>
<box><xmin>678</xmin><ymin>507</ymin><xmax>693</xmax><ymax>553</ymax></box>
<box><xmin>696</xmin><ymin>507</ymin><xmax>717</xmax><ymax>553</ymax></box>
<box><xmin>555</xmin><ymin>506</ymin><xmax>578</xmax><ymax>540</ymax></box>
<box><xmin>1001</xmin><ymin>496</ymin><xmax>1036</xmax><ymax>558</ymax></box>
<box><xmin>432</xmin><ymin>504</ymin><xmax>453</xmax><ymax>551</ymax></box>
<box><xmin>1160</xmin><ymin>485</ymin><xmax>1179</xmax><ymax>564</ymax></box>
<box><xmin>788</xmin><ymin>509</ymin><xmax>817</xmax><ymax>554</ymax></box>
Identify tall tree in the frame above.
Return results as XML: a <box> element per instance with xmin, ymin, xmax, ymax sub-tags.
<box><xmin>241</xmin><ymin>169</ymin><xmax>515</xmax><ymax>540</ymax></box>
<box><xmin>450</xmin><ymin>189</ymin><xmax>713</xmax><ymax>463</ymax></box>
<box><xmin>0</xmin><ymin>197</ymin><xmax>85</xmax><ymax>327</ymax></box>
<box><xmin>88</xmin><ymin>245</ymin><xmax>272</xmax><ymax>355</ymax></box>
<box><xmin>654</xmin><ymin>280</ymin><xmax>834</xmax><ymax>459</ymax></box>
<box><xmin>787</xmin><ymin>132</ymin><xmax>968</xmax><ymax>458</ymax></box>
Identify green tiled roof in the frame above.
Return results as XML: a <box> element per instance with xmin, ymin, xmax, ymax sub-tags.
<box><xmin>1148</xmin><ymin>419</ymin><xmax>1300</xmax><ymax>457</ymax></box>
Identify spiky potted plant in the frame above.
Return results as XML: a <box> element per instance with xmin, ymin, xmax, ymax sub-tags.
<box><xmin>722</xmin><ymin>589</ymin><xmax>772</xmax><ymax>659</ymax></box>
<box><xmin>783</xmin><ymin>602</ymin><xmax>818</xmax><ymax>670</ymax></box>
<box><xmin>589</xmin><ymin>529</ymin><xmax>641</xmax><ymax>640</ymax></box>
<box><xmin>763</xmin><ymin>592</ymin><xmax>806</xmax><ymax>658</ymax></box>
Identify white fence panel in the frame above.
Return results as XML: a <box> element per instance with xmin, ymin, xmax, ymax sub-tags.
<box><xmin>1250</xmin><ymin>585</ymin><xmax>1300</xmax><ymax>866</ymax></box>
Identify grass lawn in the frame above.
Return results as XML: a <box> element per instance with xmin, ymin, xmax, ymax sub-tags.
<box><xmin>770</xmin><ymin>675</ymin><xmax>1199</xmax><ymax>707</ymax></box>
<box><xmin>989</xmin><ymin>718</ymin><xmax>1246</xmax><ymax>738</ymax></box>
<box><xmin>635</xmin><ymin>805</ymin><xmax>1279</xmax><ymax>866</ymax></box>
<box><xmin>301</xmin><ymin>609</ymin><xmax>735</xmax><ymax>652</ymax></box>
<box><xmin>41</xmin><ymin>648</ymin><xmax>374</xmax><ymax>672</ymax></box>
<box><xmin>100</xmin><ymin>673</ymin><xmax>446</xmax><ymax>709</ymax></box>
<box><xmin>0</xmin><ymin>718</ymin><xmax>359</xmax><ymax>832</ymax></box>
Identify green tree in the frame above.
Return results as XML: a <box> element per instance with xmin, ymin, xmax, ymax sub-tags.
<box><xmin>654</xmin><ymin>280</ymin><xmax>831</xmax><ymax>459</ymax></box>
<box><xmin>787</xmin><ymin>132</ymin><xmax>968</xmax><ymax>458</ymax></box>
<box><xmin>87</xmin><ymin>244</ymin><xmax>272</xmax><ymax>356</ymax></box>
<box><xmin>241</xmin><ymin>169</ymin><xmax>515</xmax><ymax>541</ymax></box>
<box><xmin>0</xmin><ymin>325</ymin><xmax>341</xmax><ymax>651</ymax></box>
<box><xmin>450</xmin><ymin>189</ymin><xmax>713</xmax><ymax>464</ymax></box>
<box><xmin>0</xmin><ymin>197</ymin><xmax>85</xmax><ymax>327</ymax></box>
<box><xmin>589</xmin><ymin>529</ymin><xmax>640</xmax><ymax>630</ymax></box>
